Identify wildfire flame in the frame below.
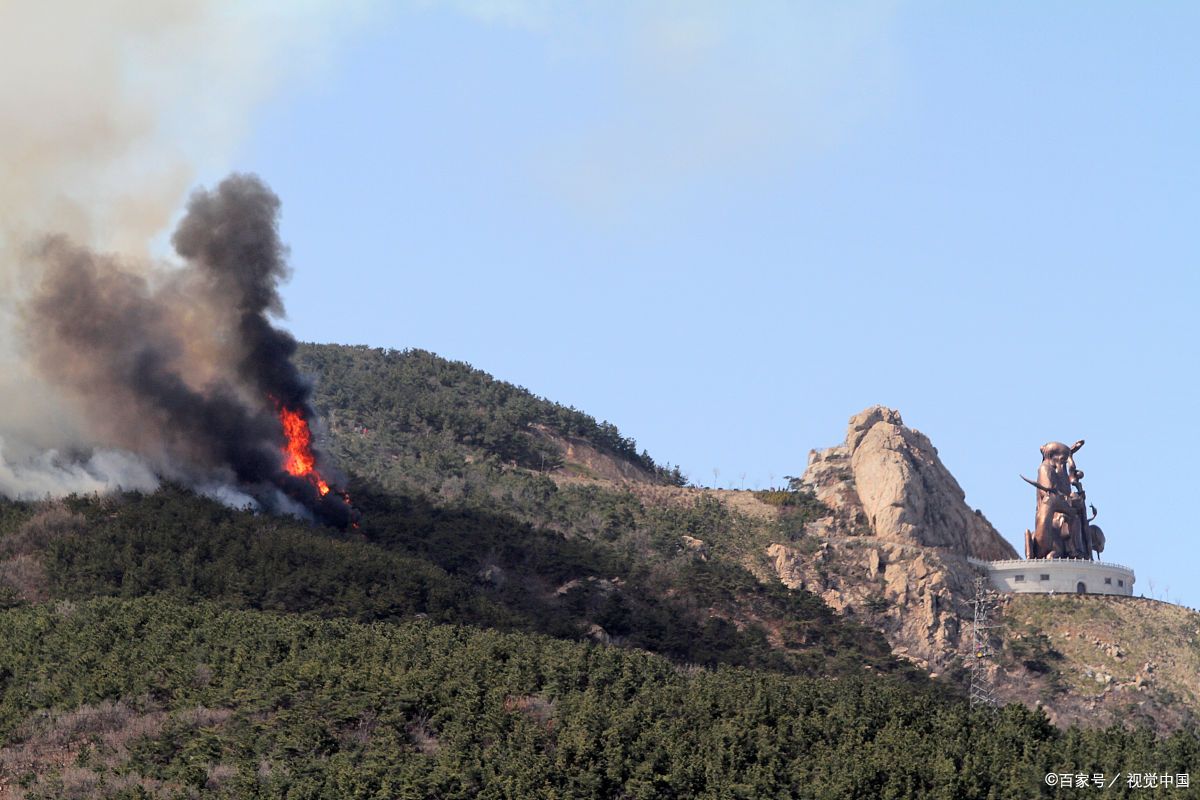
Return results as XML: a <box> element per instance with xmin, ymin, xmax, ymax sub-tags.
<box><xmin>278</xmin><ymin>405</ymin><xmax>331</xmax><ymax>496</ymax></box>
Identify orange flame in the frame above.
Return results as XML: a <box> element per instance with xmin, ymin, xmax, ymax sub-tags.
<box><xmin>279</xmin><ymin>406</ymin><xmax>331</xmax><ymax>496</ymax></box>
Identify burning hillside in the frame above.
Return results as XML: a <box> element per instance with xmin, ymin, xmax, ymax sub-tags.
<box><xmin>10</xmin><ymin>174</ymin><xmax>356</xmax><ymax>527</ymax></box>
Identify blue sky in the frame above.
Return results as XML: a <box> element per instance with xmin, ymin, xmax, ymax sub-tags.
<box><xmin>231</xmin><ymin>3</ymin><xmax>1199</xmax><ymax>606</ymax></box>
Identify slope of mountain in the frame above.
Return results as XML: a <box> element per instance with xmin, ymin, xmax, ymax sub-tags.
<box><xmin>1</xmin><ymin>344</ymin><xmax>1197</xmax><ymax>797</ymax></box>
<box><xmin>293</xmin><ymin>344</ymin><xmax>921</xmax><ymax>680</ymax></box>
<box><xmin>997</xmin><ymin>593</ymin><xmax>1200</xmax><ymax>732</ymax></box>
<box><xmin>293</xmin><ymin>343</ymin><xmax>685</xmax><ymax>488</ymax></box>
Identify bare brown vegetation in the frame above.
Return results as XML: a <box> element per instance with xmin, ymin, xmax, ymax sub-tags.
<box><xmin>0</xmin><ymin>699</ymin><xmax>239</xmax><ymax>799</ymax></box>
<box><xmin>0</xmin><ymin>504</ymin><xmax>87</xmax><ymax>603</ymax></box>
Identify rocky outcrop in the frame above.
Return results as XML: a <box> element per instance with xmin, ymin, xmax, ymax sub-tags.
<box><xmin>803</xmin><ymin>406</ymin><xmax>1016</xmax><ymax>561</ymax></box>
<box><xmin>766</xmin><ymin>406</ymin><xmax>1016</xmax><ymax>673</ymax></box>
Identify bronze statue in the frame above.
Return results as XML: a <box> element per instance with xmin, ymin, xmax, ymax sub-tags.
<box><xmin>1021</xmin><ymin>440</ymin><xmax>1102</xmax><ymax>560</ymax></box>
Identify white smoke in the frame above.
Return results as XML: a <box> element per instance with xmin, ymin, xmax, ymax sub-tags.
<box><xmin>0</xmin><ymin>438</ymin><xmax>160</xmax><ymax>501</ymax></box>
<box><xmin>196</xmin><ymin>483</ymin><xmax>261</xmax><ymax>512</ymax></box>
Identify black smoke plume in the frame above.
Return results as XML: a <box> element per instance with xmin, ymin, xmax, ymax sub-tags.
<box><xmin>21</xmin><ymin>174</ymin><xmax>354</xmax><ymax>527</ymax></box>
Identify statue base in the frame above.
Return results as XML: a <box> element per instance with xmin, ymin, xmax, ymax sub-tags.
<box><xmin>967</xmin><ymin>558</ymin><xmax>1135</xmax><ymax>596</ymax></box>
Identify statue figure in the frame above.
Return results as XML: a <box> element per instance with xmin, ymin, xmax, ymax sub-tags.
<box><xmin>1022</xmin><ymin>440</ymin><xmax>1101</xmax><ymax>560</ymax></box>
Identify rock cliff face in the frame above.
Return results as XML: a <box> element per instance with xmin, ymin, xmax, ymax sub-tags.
<box><xmin>766</xmin><ymin>538</ymin><xmax>979</xmax><ymax>673</ymax></box>
<box><xmin>806</xmin><ymin>406</ymin><xmax>1016</xmax><ymax>561</ymax></box>
<box><xmin>767</xmin><ymin>406</ymin><xmax>1015</xmax><ymax>673</ymax></box>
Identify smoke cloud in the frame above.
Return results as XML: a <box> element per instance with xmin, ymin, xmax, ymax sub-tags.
<box><xmin>16</xmin><ymin>175</ymin><xmax>354</xmax><ymax>525</ymax></box>
<box><xmin>0</xmin><ymin>2</ymin><xmax>368</xmax><ymax>522</ymax></box>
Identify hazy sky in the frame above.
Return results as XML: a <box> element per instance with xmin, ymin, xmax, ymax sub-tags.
<box><xmin>228</xmin><ymin>3</ymin><xmax>1199</xmax><ymax>606</ymax></box>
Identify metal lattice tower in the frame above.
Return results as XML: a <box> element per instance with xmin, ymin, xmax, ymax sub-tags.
<box><xmin>968</xmin><ymin>573</ymin><xmax>999</xmax><ymax>709</ymax></box>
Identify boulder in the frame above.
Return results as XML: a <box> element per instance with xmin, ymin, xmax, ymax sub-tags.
<box><xmin>680</xmin><ymin>535</ymin><xmax>709</xmax><ymax>561</ymax></box>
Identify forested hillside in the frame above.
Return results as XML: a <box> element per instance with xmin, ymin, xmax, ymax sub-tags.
<box><xmin>3</xmin><ymin>597</ymin><xmax>1198</xmax><ymax>799</ymax></box>
<box><xmin>0</xmin><ymin>487</ymin><xmax>906</xmax><ymax>679</ymax></box>
<box><xmin>0</xmin><ymin>344</ymin><xmax>1197</xmax><ymax>798</ymax></box>
<box><xmin>292</xmin><ymin>344</ymin><xmax>919</xmax><ymax>676</ymax></box>
<box><xmin>294</xmin><ymin>344</ymin><xmax>685</xmax><ymax>486</ymax></box>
